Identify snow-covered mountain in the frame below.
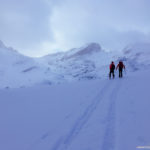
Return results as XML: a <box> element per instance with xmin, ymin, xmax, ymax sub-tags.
<box><xmin>40</xmin><ymin>43</ymin><xmax>119</xmax><ymax>81</ymax></box>
<box><xmin>0</xmin><ymin>40</ymin><xmax>150</xmax><ymax>88</ymax></box>
<box><xmin>40</xmin><ymin>42</ymin><xmax>150</xmax><ymax>82</ymax></box>
<box><xmin>118</xmin><ymin>42</ymin><xmax>150</xmax><ymax>72</ymax></box>
<box><xmin>0</xmin><ymin>41</ymin><xmax>118</xmax><ymax>88</ymax></box>
<box><xmin>0</xmin><ymin>41</ymin><xmax>61</xmax><ymax>88</ymax></box>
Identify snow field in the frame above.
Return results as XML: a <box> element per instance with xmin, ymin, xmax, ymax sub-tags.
<box><xmin>0</xmin><ymin>68</ymin><xmax>150</xmax><ymax>150</ymax></box>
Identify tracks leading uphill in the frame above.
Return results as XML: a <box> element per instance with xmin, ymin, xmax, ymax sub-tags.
<box><xmin>51</xmin><ymin>80</ymin><xmax>122</xmax><ymax>150</ymax></box>
<box><xmin>101</xmin><ymin>81</ymin><xmax>122</xmax><ymax>150</ymax></box>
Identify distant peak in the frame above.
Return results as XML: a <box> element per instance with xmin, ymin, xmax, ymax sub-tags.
<box><xmin>75</xmin><ymin>43</ymin><xmax>101</xmax><ymax>56</ymax></box>
<box><xmin>41</xmin><ymin>42</ymin><xmax>102</xmax><ymax>60</ymax></box>
<box><xmin>85</xmin><ymin>42</ymin><xmax>101</xmax><ymax>51</ymax></box>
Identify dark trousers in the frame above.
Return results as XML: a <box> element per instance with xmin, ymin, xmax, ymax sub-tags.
<box><xmin>109</xmin><ymin>70</ymin><xmax>115</xmax><ymax>79</ymax></box>
<box><xmin>119</xmin><ymin>68</ymin><xmax>123</xmax><ymax>78</ymax></box>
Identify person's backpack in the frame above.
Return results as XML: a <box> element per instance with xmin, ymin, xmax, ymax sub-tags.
<box><xmin>110</xmin><ymin>64</ymin><xmax>115</xmax><ymax>70</ymax></box>
<box><xmin>119</xmin><ymin>61</ymin><xmax>124</xmax><ymax>68</ymax></box>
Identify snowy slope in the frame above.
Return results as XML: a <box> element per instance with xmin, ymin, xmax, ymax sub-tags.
<box><xmin>119</xmin><ymin>42</ymin><xmax>150</xmax><ymax>72</ymax></box>
<box><xmin>0</xmin><ymin>41</ymin><xmax>62</xmax><ymax>88</ymax></box>
<box><xmin>0</xmin><ymin>68</ymin><xmax>150</xmax><ymax>150</ymax></box>
<box><xmin>36</xmin><ymin>42</ymin><xmax>150</xmax><ymax>82</ymax></box>
<box><xmin>39</xmin><ymin>43</ymin><xmax>119</xmax><ymax>81</ymax></box>
<box><xmin>0</xmin><ymin>40</ymin><xmax>150</xmax><ymax>88</ymax></box>
<box><xmin>0</xmin><ymin>40</ymin><xmax>39</xmax><ymax>87</ymax></box>
<box><xmin>0</xmin><ymin>41</ymin><xmax>114</xmax><ymax>88</ymax></box>
<box><xmin>0</xmin><ymin>41</ymin><xmax>119</xmax><ymax>88</ymax></box>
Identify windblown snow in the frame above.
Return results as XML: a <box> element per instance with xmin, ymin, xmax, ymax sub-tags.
<box><xmin>0</xmin><ymin>40</ymin><xmax>150</xmax><ymax>150</ymax></box>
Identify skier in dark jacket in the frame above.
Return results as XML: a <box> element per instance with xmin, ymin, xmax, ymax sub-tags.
<box><xmin>116</xmin><ymin>61</ymin><xmax>125</xmax><ymax>78</ymax></box>
<box><xmin>109</xmin><ymin>61</ymin><xmax>115</xmax><ymax>79</ymax></box>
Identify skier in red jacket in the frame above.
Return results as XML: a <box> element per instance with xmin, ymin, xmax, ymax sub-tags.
<box><xmin>109</xmin><ymin>61</ymin><xmax>115</xmax><ymax>79</ymax></box>
<box><xmin>116</xmin><ymin>61</ymin><xmax>125</xmax><ymax>78</ymax></box>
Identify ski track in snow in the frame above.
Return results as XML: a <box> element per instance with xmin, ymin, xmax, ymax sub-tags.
<box><xmin>101</xmin><ymin>81</ymin><xmax>122</xmax><ymax>150</ymax></box>
<box><xmin>51</xmin><ymin>80</ymin><xmax>120</xmax><ymax>150</ymax></box>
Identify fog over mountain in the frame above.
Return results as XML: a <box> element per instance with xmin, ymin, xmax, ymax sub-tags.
<box><xmin>0</xmin><ymin>0</ymin><xmax>150</xmax><ymax>56</ymax></box>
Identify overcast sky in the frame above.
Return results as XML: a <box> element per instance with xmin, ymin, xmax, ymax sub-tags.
<box><xmin>0</xmin><ymin>0</ymin><xmax>150</xmax><ymax>57</ymax></box>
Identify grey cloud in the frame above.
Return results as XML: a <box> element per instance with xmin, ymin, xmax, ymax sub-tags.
<box><xmin>49</xmin><ymin>0</ymin><xmax>150</xmax><ymax>51</ymax></box>
<box><xmin>0</xmin><ymin>0</ymin><xmax>53</xmax><ymax>55</ymax></box>
<box><xmin>0</xmin><ymin>0</ymin><xmax>150</xmax><ymax>56</ymax></box>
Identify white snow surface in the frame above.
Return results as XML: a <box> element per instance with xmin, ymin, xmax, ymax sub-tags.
<box><xmin>0</xmin><ymin>69</ymin><xmax>150</xmax><ymax>150</ymax></box>
<box><xmin>0</xmin><ymin>41</ymin><xmax>150</xmax><ymax>150</ymax></box>
<box><xmin>0</xmin><ymin>41</ymin><xmax>64</xmax><ymax>88</ymax></box>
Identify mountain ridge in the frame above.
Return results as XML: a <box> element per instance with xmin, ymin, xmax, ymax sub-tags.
<box><xmin>0</xmin><ymin>40</ymin><xmax>150</xmax><ymax>88</ymax></box>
